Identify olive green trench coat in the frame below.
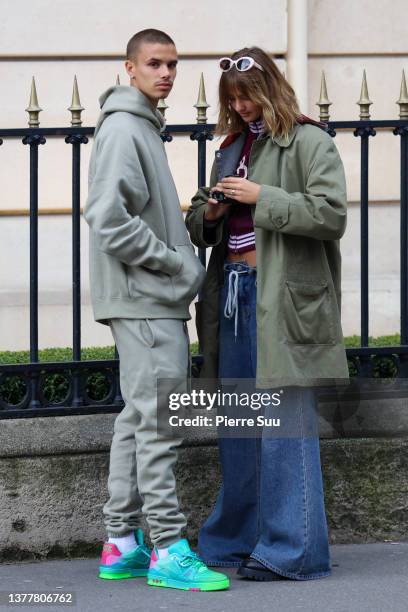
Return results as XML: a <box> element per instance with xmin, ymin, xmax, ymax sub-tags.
<box><xmin>186</xmin><ymin>123</ymin><xmax>349</xmax><ymax>387</ymax></box>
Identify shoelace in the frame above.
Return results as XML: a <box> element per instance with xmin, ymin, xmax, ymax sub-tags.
<box><xmin>141</xmin><ymin>545</ymin><xmax>151</xmax><ymax>557</ymax></box>
<box><xmin>178</xmin><ymin>551</ymin><xmax>205</xmax><ymax>569</ymax></box>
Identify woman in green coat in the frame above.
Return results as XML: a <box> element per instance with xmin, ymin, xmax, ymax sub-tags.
<box><xmin>186</xmin><ymin>47</ymin><xmax>348</xmax><ymax>581</ymax></box>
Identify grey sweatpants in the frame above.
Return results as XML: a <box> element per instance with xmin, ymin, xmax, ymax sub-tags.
<box><xmin>103</xmin><ymin>318</ymin><xmax>188</xmax><ymax>547</ymax></box>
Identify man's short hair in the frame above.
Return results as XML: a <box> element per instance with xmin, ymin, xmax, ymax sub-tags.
<box><xmin>126</xmin><ymin>29</ymin><xmax>175</xmax><ymax>60</ymax></box>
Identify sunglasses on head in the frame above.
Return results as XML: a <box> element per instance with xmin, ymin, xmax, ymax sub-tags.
<box><xmin>219</xmin><ymin>56</ymin><xmax>264</xmax><ymax>73</ymax></box>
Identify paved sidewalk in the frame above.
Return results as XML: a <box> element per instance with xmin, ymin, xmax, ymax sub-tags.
<box><xmin>0</xmin><ymin>543</ymin><xmax>406</xmax><ymax>612</ymax></box>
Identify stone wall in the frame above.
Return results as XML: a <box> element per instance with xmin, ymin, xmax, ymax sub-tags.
<box><xmin>1</xmin><ymin>409</ymin><xmax>408</xmax><ymax>562</ymax></box>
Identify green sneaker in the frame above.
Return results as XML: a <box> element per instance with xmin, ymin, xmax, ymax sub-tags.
<box><xmin>99</xmin><ymin>529</ymin><xmax>151</xmax><ymax>580</ymax></box>
<box><xmin>147</xmin><ymin>539</ymin><xmax>230</xmax><ymax>591</ymax></box>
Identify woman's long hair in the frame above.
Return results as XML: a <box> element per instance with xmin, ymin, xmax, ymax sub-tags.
<box><xmin>216</xmin><ymin>47</ymin><xmax>300</xmax><ymax>139</ymax></box>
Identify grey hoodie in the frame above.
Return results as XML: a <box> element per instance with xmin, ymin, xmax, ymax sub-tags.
<box><xmin>84</xmin><ymin>85</ymin><xmax>205</xmax><ymax>323</ymax></box>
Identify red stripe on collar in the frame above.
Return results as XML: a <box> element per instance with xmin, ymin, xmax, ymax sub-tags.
<box><xmin>220</xmin><ymin>133</ymin><xmax>241</xmax><ymax>149</ymax></box>
<box><xmin>296</xmin><ymin>114</ymin><xmax>328</xmax><ymax>130</ymax></box>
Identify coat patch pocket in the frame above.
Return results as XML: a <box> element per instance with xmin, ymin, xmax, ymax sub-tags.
<box><xmin>283</xmin><ymin>280</ymin><xmax>334</xmax><ymax>345</ymax></box>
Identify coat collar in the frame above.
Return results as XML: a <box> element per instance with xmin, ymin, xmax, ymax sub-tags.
<box><xmin>219</xmin><ymin>115</ymin><xmax>328</xmax><ymax>150</ymax></box>
<box><xmin>271</xmin><ymin>115</ymin><xmax>328</xmax><ymax>146</ymax></box>
<box><xmin>220</xmin><ymin>123</ymin><xmax>298</xmax><ymax>149</ymax></box>
<box><xmin>270</xmin><ymin>124</ymin><xmax>298</xmax><ymax>148</ymax></box>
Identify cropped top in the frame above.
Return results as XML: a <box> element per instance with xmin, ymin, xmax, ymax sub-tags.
<box><xmin>227</xmin><ymin>119</ymin><xmax>264</xmax><ymax>254</ymax></box>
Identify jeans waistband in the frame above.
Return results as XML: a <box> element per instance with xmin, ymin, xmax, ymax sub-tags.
<box><xmin>223</xmin><ymin>261</ymin><xmax>257</xmax><ymax>275</ymax></box>
<box><xmin>223</xmin><ymin>262</ymin><xmax>256</xmax><ymax>337</ymax></box>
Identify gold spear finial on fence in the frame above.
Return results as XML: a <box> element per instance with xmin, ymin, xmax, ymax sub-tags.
<box><xmin>357</xmin><ymin>70</ymin><xmax>372</xmax><ymax>120</ymax></box>
<box><xmin>68</xmin><ymin>76</ymin><xmax>84</xmax><ymax>126</ymax></box>
<box><xmin>25</xmin><ymin>77</ymin><xmax>42</xmax><ymax>127</ymax></box>
<box><xmin>157</xmin><ymin>98</ymin><xmax>169</xmax><ymax>117</ymax></box>
<box><xmin>194</xmin><ymin>73</ymin><xmax>210</xmax><ymax>124</ymax></box>
<box><xmin>316</xmin><ymin>71</ymin><xmax>332</xmax><ymax>122</ymax></box>
<box><xmin>116</xmin><ymin>74</ymin><xmax>121</xmax><ymax>85</ymax></box>
<box><xmin>397</xmin><ymin>69</ymin><xmax>408</xmax><ymax>119</ymax></box>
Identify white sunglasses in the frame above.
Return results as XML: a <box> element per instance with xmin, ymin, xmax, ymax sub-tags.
<box><xmin>219</xmin><ymin>56</ymin><xmax>264</xmax><ymax>73</ymax></box>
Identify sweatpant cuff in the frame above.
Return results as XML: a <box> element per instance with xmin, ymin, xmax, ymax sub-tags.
<box><xmin>153</xmin><ymin>534</ymin><xmax>184</xmax><ymax>549</ymax></box>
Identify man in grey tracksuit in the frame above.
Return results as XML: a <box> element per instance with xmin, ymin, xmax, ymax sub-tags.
<box><xmin>84</xmin><ymin>31</ymin><xmax>205</xmax><ymax>560</ymax></box>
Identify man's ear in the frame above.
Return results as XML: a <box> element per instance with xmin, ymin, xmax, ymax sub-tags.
<box><xmin>125</xmin><ymin>59</ymin><xmax>136</xmax><ymax>79</ymax></box>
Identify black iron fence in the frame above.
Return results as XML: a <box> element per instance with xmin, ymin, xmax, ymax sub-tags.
<box><xmin>1</xmin><ymin>79</ymin><xmax>408</xmax><ymax>418</ymax></box>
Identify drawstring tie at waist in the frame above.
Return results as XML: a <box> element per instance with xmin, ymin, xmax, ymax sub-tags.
<box><xmin>223</xmin><ymin>269</ymin><xmax>247</xmax><ymax>338</ymax></box>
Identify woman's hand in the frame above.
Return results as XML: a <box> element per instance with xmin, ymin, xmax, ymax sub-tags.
<box><xmin>221</xmin><ymin>176</ymin><xmax>261</xmax><ymax>205</ymax></box>
<box><xmin>204</xmin><ymin>188</ymin><xmax>231</xmax><ymax>222</ymax></box>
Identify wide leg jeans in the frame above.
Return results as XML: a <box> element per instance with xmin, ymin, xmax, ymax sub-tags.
<box><xmin>198</xmin><ymin>263</ymin><xmax>331</xmax><ymax>579</ymax></box>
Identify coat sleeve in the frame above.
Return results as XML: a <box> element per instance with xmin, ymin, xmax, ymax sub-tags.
<box><xmin>84</xmin><ymin>125</ymin><xmax>182</xmax><ymax>276</ymax></box>
<box><xmin>185</xmin><ymin>162</ymin><xmax>225</xmax><ymax>248</ymax></box>
<box><xmin>254</xmin><ymin>133</ymin><xmax>347</xmax><ymax>240</ymax></box>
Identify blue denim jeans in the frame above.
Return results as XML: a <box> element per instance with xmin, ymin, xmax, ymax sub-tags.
<box><xmin>198</xmin><ymin>262</ymin><xmax>331</xmax><ymax>580</ymax></box>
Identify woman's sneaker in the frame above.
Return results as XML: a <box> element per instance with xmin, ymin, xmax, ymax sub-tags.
<box><xmin>99</xmin><ymin>529</ymin><xmax>151</xmax><ymax>580</ymax></box>
<box><xmin>147</xmin><ymin>539</ymin><xmax>230</xmax><ymax>591</ymax></box>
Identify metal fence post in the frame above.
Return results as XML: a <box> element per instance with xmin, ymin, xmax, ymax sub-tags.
<box><xmin>23</xmin><ymin>78</ymin><xmax>45</xmax><ymax>409</ymax></box>
<box><xmin>66</xmin><ymin>76</ymin><xmax>87</xmax><ymax>407</ymax></box>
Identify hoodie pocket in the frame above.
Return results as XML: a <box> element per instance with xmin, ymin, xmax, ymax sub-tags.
<box><xmin>171</xmin><ymin>245</ymin><xmax>206</xmax><ymax>304</ymax></box>
<box><xmin>127</xmin><ymin>265</ymin><xmax>174</xmax><ymax>303</ymax></box>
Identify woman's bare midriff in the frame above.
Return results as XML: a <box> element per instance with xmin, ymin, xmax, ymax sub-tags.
<box><xmin>226</xmin><ymin>249</ymin><xmax>257</xmax><ymax>267</ymax></box>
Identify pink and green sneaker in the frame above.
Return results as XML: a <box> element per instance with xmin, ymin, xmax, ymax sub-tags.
<box><xmin>147</xmin><ymin>539</ymin><xmax>230</xmax><ymax>591</ymax></box>
<box><xmin>99</xmin><ymin>529</ymin><xmax>151</xmax><ymax>580</ymax></box>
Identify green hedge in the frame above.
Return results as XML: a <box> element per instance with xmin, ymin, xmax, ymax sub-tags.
<box><xmin>0</xmin><ymin>336</ymin><xmax>401</xmax><ymax>407</ymax></box>
<box><xmin>0</xmin><ymin>346</ymin><xmax>116</xmax><ymax>365</ymax></box>
<box><xmin>0</xmin><ymin>336</ymin><xmax>399</xmax><ymax>366</ymax></box>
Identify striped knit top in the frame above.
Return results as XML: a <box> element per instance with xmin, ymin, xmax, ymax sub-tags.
<box><xmin>227</xmin><ymin>119</ymin><xmax>264</xmax><ymax>255</ymax></box>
